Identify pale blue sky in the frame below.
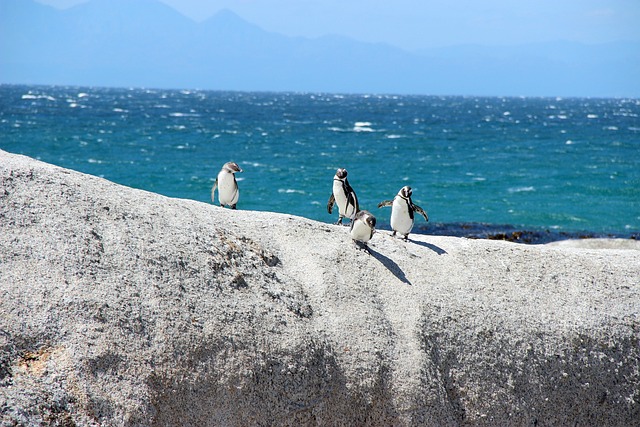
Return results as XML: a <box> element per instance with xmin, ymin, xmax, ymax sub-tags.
<box><xmin>35</xmin><ymin>0</ymin><xmax>640</xmax><ymax>50</ymax></box>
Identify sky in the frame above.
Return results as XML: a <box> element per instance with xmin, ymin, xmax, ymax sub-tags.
<box><xmin>34</xmin><ymin>0</ymin><xmax>640</xmax><ymax>50</ymax></box>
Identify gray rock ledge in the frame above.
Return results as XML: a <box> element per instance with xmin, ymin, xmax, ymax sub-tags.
<box><xmin>1</xmin><ymin>150</ymin><xmax>639</xmax><ymax>426</ymax></box>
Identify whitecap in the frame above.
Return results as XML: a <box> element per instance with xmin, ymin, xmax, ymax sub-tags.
<box><xmin>241</xmin><ymin>161</ymin><xmax>266</xmax><ymax>168</ymax></box>
<box><xmin>169</xmin><ymin>112</ymin><xmax>200</xmax><ymax>117</ymax></box>
<box><xmin>353</xmin><ymin>121</ymin><xmax>374</xmax><ymax>132</ymax></box>
<box><xmin>278</xmin><ymin>189</ymin><xmax>306</xmax><ymax>194</ymax></box>
<box><xmin>21</xmin><ymin>94</ymin><xmax>56</xmax><ymax>101</ymax></box>
<box><xmin>386</xmin><ymin>134</ymin><xmax>403</xmax><ymax>139</ymax></box>
<box><xmin>587</xmin><ymin>114</ymin><xmax>599</xmax><ymax>119</ymax></box>
<box><xmin>508</xmin><ymin>186</ymin><xmax>535</xmax><ymax>193</ymax></box>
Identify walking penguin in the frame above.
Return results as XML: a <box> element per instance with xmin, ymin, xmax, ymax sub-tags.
<box><xmin>378</xmin><ymin>185</ymin><xmax>429</xmax><ymax>240</ymax></box>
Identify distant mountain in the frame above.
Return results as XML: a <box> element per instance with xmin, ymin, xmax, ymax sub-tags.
<box><xmin>1</xmin><ymin>0</ymin><xmax>638</xmax><ymax>97</ymax></box>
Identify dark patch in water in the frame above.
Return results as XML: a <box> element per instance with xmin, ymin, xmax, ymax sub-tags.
<box><xmin>407</xmin><ymin>222</ymin><xmax>640</xmax><ymax>245</ymax></box>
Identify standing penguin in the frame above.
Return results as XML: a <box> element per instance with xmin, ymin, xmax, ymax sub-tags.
<box><xmin>211</xmin><ymin>161</ymin><xmax>243</xmax><ymax>209</ymax></box>
<box><xmin>327</xmin><ymin>168</ymin><xmax>359</xmax><ymax>225</ymax></box>
<box><xmin>350</xmin><ymin>210</ymin><xmax>376</xmax><ymax>250</ymax></box>
<box><xmin>378</xmin><ymin>186</ymin><xmax>429</xmax><ymax>240</ymax></box>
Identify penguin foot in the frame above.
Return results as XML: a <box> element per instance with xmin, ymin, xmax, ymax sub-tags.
<box><xmin>403</xmin><ymin>234</ymin><xmax>409</xmax><ymax>241</ymax></box>
<box><xmin>335</xmin><ymin>218</ymin><xmax>344</xmax><ymax>225</ymax></box>
<box><xmin>230</xmin><ymin>204</ymin><xmax>237</xmax><ymax>210</ymax></box>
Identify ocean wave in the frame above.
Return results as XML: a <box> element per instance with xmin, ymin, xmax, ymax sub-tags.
<box><xmin>21</xmin><ymin>93</ymin><xmax>56</xmax><ymax>101</ymax></box>
<box><xmin>508</xmin><ymin>186</ymin><xmax>535</xmax><ymax>193</ymax></box>
<box><xmin>353</xmin><ymin>121</ymin><xmax>374</xmax><ymax>132</ymax></box>
<box><xmin>240</xmin><ymin>161</ymin><xmax>267</xmax><ymax>168</ymax></box>
<box><xmin>169</xmin><ymin>112</ymin><xmax>200</xmax><ymax>118</ymax></box>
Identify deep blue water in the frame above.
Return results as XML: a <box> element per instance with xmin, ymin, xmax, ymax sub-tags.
<box><xmin>1</xmin><ymin>84</ymin><xmax>639</xmax><ymax>242</ymax></box>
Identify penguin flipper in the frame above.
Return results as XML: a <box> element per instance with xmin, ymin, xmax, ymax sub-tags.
<box><xmin>413</xmin><ymin>204</ymin><xmax>429</xmax><ymax>222</ymax></box>
<box><xmin>327</xmin><ymin>194</ymin><xmax>335</xmax><ymax>214</ymax></box>
<box><xmin>347</xmin><ymin>191</ymin><xmax>359</xmax><ymax>217</ymax></box>
<box><xmin>343</xmin><ymin>180</ymin><xmax>359</xmax><ymax>215</ymax></box>
<box><xmin>377</xmin><ymin>200</ymin><xmax>393</xmax><ymax>208</ymax></box>
<box><xmin>211</xmin><ymin>178</ymin><xmax>218</xmax><ymax>203</ymax></box>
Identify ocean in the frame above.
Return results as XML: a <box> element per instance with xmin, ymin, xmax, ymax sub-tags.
<box><xmin>1</xmin><ymin>84</ymin><xmax>639</xmax><ymax>243</ymax></box>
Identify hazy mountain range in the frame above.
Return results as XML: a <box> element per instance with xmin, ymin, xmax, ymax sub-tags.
<box><xmin>1</xmin><ymin>0</ymin><xmax>639</xmax><ymax>97</ymax></box>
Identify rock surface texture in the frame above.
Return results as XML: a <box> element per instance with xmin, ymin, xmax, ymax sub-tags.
<box><xmin>1</xmin><ymin>149</ymin><xmax>639</xmax><ymax>426</ymax></box>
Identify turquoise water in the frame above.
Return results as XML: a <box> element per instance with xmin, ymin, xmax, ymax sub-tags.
<box><xmin>1</xmin><ymin>84</ymin><xmax>639</xmax><ymax>239</ymax></box>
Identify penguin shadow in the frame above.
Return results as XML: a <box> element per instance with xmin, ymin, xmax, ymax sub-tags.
<box><xmin>366</xmin><ymin>245</ymin><xmax>412</xmax><ymax>286</ymax></box>
<box><xmin>377</xmin><ymin>230</ymin><xmax>448</xmax><ymax>255</ymax></box>
<box><xmin>409</xmin><ymin>239</ymin><xmax>448</xmax><ymax>255</ymax></box>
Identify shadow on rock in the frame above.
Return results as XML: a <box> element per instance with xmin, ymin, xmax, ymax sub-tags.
<box><xmin>410</xmin><ymin>240</ymin><xmax>448</xmax><ymax>255</ymax></box>
<box><xmin>368</xmin><ymin>246</ymin><xmax>412</xmax><ymax>286</ymax></box>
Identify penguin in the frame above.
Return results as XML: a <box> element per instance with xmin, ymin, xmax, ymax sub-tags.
<box><xmin>211</xmin><ymin>161</ymin><xmax>243</xmax><ymax>209</ymax></box>
<box><xmin>350</xmin><ymin>210</ymin><xmax>376</xmax><ymax>250</ymax></box>
<box><xmin>378</xmin><ymin>186</ymin><xmax>429</xmax><ymax>241</ymax></box>
<box><xmin>327</xmin><ymin>168</ymin><xmax>359</xmax><ymax>225</ymax></box>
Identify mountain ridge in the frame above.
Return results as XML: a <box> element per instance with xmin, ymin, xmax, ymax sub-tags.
<box><xmin>1</xmin><ymin>0</ymin><xmax>638</xmax><ymax>97</ymax></box>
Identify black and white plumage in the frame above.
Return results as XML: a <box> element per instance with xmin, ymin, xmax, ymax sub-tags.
<box><xmin>350</xmin><ymin>210</ymin><xmax>376</xmax><ymax>250</ymax></box>
<box><xmin>378</xmin><ymin>186</ymin><xmax>429</xmax><ymax>240</ymax></box>
<box><xmin>327</xmin><ymin>168</ymin><xmax>359</xmax><ymax>225</ymax></box>
<box><xmin>211</xmin><ymin>162</ymin><xmax>243</xmax><ymax>209</ymax></box>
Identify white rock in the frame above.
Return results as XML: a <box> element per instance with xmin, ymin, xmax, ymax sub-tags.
<box><xmin>1</xmin><ymin>150</ymin><xmax>639</xmax><ymax>426</ymax></box>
